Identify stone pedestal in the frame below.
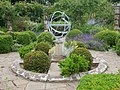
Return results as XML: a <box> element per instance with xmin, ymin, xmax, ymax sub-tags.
<box><xmin>55</xmin><ymin>42</ymin><xmax>63</xmax><ymax>56</ymax></box>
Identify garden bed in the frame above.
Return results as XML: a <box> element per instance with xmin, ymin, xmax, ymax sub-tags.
<box><xmin>11</xmin><ymin>57</ymin><xmax>107</xmax><ymax>82</ymax></box>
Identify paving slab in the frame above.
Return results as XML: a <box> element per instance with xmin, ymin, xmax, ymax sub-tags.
<box><xmin>26</xmin><ymin>82</ymin><xmax>46</xmax><ymax>90</ymax></box>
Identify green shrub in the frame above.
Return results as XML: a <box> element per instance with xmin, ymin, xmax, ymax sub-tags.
<box><xmin>35</xmin><ymin>22</ymin><xmax>44</xmax><ymax>32</ymax></box>
<box><xmin>59</xmin><ymin>54</ymin><xmax>89</xmax><ymax>77</ymax></box>
<box><xmin>7</xmin><ymin>32</ymin><xmax>20</xmax><ymax>40</ymax></box>
<box><xmin>64</xmin><ymin>40</ymin><xmax>74</xmax><ymax>48</ymax></box>
<box><xmin>35</xmin><ymin>42</ymin><xmax>50</xmax><ymax>55</ymax></box>
<box><xmin>88</xmin><ymin>26</ymin><xmax>105</xmax><ymax>35</ymax></box>
<box><xmin>23</xmin><ymin>51</ymin><xmax>50</xmax><ymax>73</ymax></box>
<box><xmin>76</xmin><ymin>41</ymin><xmax>85</xmax><ymax>48</ymax></box>
<box><xmin>16</xmin><ymin>32</ymin><xmax>31</xmax><ymax>45</ymax></box>
<box><xmin>67</xmin><ymin>29</ymin><xmax>82</xmax><ymax>38</ymax></box>
<box><xmin>25</xmin><ymin>30</ymin><xmax>37</xmax><ymax>42</ymax></box>
<box><xmin>70</xmin><ymin>48</ymin><xmax>93</xmax><ymax>69</ymax></box>
<box><xmin>0</xmin><ymin>31</ymin><xmax>5</xmax><ymax>35</ymax></box>
<box><xmin>0</xmin><ymin>27</ymin><xmax>7</xmax><ymax>32</ymax></box>
<box><xmin>77</xmin><ymin>74</ymin><xmax>120</xmax><ymax>90</ymax></box>
<box><xmin>37</xmin><ymin>32</ymin><xmax>53</xmax><ymax>45</ymax></box>
<box><xmin>11</xmin><ymin>43</ymin><xmax>23</xmax><ymax>52</ymax></box>
<box><xmin>94</xmin><ymin>30</ymin><xmax>118</xmax><ymax>46</ymax></box>
<box><xmin>0</xmin><ymin>35</ymin><xmax>13</xmax><ymax>53</ymax></box>
<box><xmin>115</xmin><ymin>33</ymin><xmax>120</xmax><ymax>45</ymax></box>
<box><xmin>19</xmin><ymin>42</ymin><xmax>36</xmax><ymax>58</ymax></box>
<box><xmin>116</xmin><ymin>39</ymin><xmax>120</xmax><ymax>56</ymax></box>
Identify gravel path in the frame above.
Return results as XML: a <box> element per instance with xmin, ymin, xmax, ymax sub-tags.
<box><xmin>0</xmin><ymin>50</ymin><xmax>120</xmax><ymax>90</ymax></box>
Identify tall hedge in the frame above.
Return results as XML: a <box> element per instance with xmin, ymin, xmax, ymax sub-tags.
<box><xmin>0</xmin><ymin>35</ymin><xmax>13</xmax><ymax>53</ymax></box>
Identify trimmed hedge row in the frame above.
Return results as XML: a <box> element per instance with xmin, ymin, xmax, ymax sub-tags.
<box><xmin>9</xmin><ymin>30</ymin><xmax>36</xmax><ymax>45</ymax></box>
<box><xmin>0</xmin><ymin>35</ymin><xmax>13</xmax><ymax>53</ymax></box>
<box><xmin>77</xmin><ymin>74</ymin><xmax>120</xmax><ymax>90</ymax></box>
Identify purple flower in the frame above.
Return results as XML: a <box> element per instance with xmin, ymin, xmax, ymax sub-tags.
<box><xmin>66</xmin><ymin>33</ymin><xmax>107</xmax><ymax>51</ymax></box>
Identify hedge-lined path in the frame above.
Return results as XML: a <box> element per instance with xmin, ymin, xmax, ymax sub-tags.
<box><xmin>0</xmin><ymin>50</ymin><xmax>120</xmax><ymax>90</ymax></box>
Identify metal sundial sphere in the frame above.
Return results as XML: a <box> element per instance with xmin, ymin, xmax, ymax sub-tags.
<box><xmin>47</xmin><ymin>11</ymin><xmax>71</xmax><ymax>40</ymax></box>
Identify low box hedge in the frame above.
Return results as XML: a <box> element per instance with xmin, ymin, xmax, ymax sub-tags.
<box><xmin>77</xmin><ymin>74</ymin><xmax>120</xmax><ymax>90</ymax></box>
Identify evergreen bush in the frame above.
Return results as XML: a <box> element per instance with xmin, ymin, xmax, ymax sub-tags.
<box><xmin>23</xmin><ymin>51</ymin><xmax>50</xmax><ymax>73</ymax></box>
<box><xmin>35</xmin><ymin>42</ymin><xmax>50</xmax><ymax>55</ymax></box>
<box><xmin>0</xmin><ymin>35</ymin><xmax>13</xmax><ymax>53</ymax></box>
<box><xmin>94</xmin><ymin>30</ymin><xmax>118</xmax><ymax>46</ymax></box>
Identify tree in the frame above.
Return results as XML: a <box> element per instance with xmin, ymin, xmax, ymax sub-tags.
<box><xmin>54</xmin><ymin>0</ymin><xmax>114</xmax><ymax>29</ymax></box>
<box><xmin>0</xmin><ymin>1</ymin><xmax>16</xmax><ymax>31</ymax></box>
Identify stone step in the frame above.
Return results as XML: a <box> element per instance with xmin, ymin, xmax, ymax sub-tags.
<box><xmin>48</xmin><ymin>63</ymin><xmax>62</xmax><ymax>79</ymax></box>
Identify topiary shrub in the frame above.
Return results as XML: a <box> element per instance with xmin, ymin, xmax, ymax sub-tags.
<box><xmin>35</xmin><ymin>42</ymin><xmax>50</xmax><ymax>55</ymax></box>
<box><xmin>67</xmin><ymin>29</ymin><xmax>82</xmax><ymax>38</ymax></box>
<box><xmin>16</xmin><ymin>32</ymin><xmax>31</xmax><ymax>45</ymax></box>
<box><xmin>115</xmin><ymin>33</ymin><xmax>120</xmax><ymax>45</ymax></box>
<box><xmin>116</xmin><ymin>39</ymin><xmax>120</xmax><ymax>56</ymax></box>
<box><xmin>59</xmin><ymin>54</ymin><xmax>89</xmax><ymax>77</ymax></box>
<box><xmin>70</xmin><ymin>48</ymin><xmax>93</xmax><ymax>69</ymax></box>
<box><xmin>94</xmin><ymin>30</ymin><xmax>118</xmax><ymax>46</ymax></box>
<box><xmin>23</xmin><ymin>51</ymin><xmax>50</xmax><ymax>73</ymax></box>
<box><xmin>37</xmin><ymin>32</ymin><xmax>53</xmax><ymax>45</ymax></box>
<box><xmin>76</xmin><ymin>41</ymin><xmax>85</xmax><ymax>48</ymax></box>
<box><xmin>0</xmin><ymin>35</ymin><xmax>13</xmax><ymax>53</ymax></box>
<box><xmin>25</xmin><ymin>30</ymin><xmax>37</xmax><ymax>42</ymax></box>
<box><xmin>18</xmin><ymin>42</ymin><xmax>36</xmax><ymax>58</ymax></box>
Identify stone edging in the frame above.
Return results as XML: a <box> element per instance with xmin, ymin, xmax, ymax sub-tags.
<box><xmin>11</xmin><ymin>58</ymin><xmax>108</xmax><ymax>82</ymax></box>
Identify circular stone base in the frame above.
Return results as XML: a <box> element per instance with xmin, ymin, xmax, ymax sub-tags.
<box><xmin>11</xmin><ymin>57</ymin><xmax>108</xmax><ymax>82</ymax></box>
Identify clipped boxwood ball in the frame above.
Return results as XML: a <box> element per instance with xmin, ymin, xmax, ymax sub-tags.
<box><xmin>94</xmin><ymin>30</ymin><xmax>118</xmax><ymax>46</ymax></box>
<box><xmin>67</xmin><ymin>29</ymin><xmax>82</xmax><ymax>38</ymax></box>
<box><xmin>0</xmin><ymin>35</ymin><xmax>13</xmax><ymax>53</ymax></box>
<box><xmin>70</xmin><ymin>48</ymin><xmax>93</xmax><ymax>69</ymax></box>
<box><xmin>76</xmin><ymin>41</ymin><xmax>85</xmax><ymax>48</ymax></box>
<box><xmin>25</xmin><ymin>30</ymin><xmax>37</xmax><ymax>42</ymax></box>
<box><xmin>37</xmin><ymin>32</ymin><xmax>53</xmax><ymax>45</ymax></box>
<box><xmin>35</xmin><ymin>42</ymin><xmax>50</xmax><ymax>55</ymax></box>
<box><xmin>23</xmin><ymin>51</ymin><xmax>50</xmax><ymax>73</ymax></box>
<box><xmin>16</xmin><ymin>32</ymin><xmax>31</xmax><ymax>45</ymax></box>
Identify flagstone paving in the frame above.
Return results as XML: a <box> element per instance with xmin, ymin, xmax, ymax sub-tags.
<box><xmin>0</xmin><ymin>50</ymin><xmax>120</xmax><ymax>90</ymax></box>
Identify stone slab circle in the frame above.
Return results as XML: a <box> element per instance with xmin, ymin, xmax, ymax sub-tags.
<box><xmin>11</xmin><ymin>57</ymin><xmax>108</xmax><ymax>82</ymax></box>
